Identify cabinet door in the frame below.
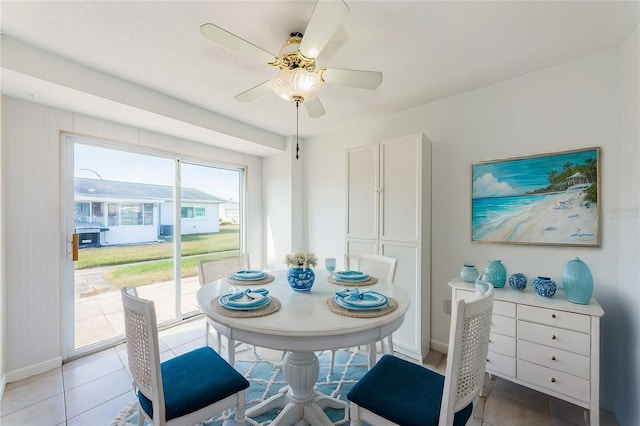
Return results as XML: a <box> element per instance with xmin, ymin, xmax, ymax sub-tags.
<box><xmin>382</xmin><ymin>242</ymin><xmax>425</xmax><ymax>360</ymax></box>
<box><xmin>380</xmin><ymin>135</ymin><xmax>420</xmax><ymax>243</ymax></box>
<box><xmin>346</xmin><ymin>145</ymin><xmax>378</xmax><ymax>240</ymax></box>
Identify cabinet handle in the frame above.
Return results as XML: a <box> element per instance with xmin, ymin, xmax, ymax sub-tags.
<box><xmin>550</xmin><ymin>377</ymin><xmax>556</xmax><ymax>383</ymax></box>
<box><xmin>552</xmin><ymin>335</ymin><xmax>557</xmax><ymax>340</ymax></box>
<box><xmin>551</xmin><ymin>313</ymin><xmax>556</xmax><ymax>319</ymax></box>
<box><xmin>551</xmin><ymin>355</ymin><xmax>556</xmax><ymax>361</ymax></box>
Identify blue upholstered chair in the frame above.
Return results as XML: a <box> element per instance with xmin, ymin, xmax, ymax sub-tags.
<box><xmin>121</xmin><ymin>287</ymin><xmax>250</xmax><ymax>426</ymax></box>
<box><xmin>347</xmin><ymin>284</ymin><xmax>494</xmax><ymax>426</ymax></box>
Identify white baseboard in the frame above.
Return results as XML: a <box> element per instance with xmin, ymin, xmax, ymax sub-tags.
<box><xmin>430</xmin><ymin>339</ymin><xmax>448</xmax><ymax>355</ymax></box>
<box><xmin>5</xmin><ymin>356</ymin><xmax>62</xmax><ymax>384</ymax></box>
<box><xmin>0</xmin><ymin>373</ymin><xmax>6</xmax><ymax>400</ymax></box>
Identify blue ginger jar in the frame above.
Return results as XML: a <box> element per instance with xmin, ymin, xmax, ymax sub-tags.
<box><xmin>483</xmin><ymin>259</ymin><xmax>506</xmax><ymax>288</ymax></box>
<box><xmin>508</xmin><ymin>273</ymin><xmax>527</xmax><ymax>291</ymax></box>
<box><xmin>533</xmin><ymin>276</ymin><xmax>556</xmax><ymax>297</ymax></box>
<box><xmin>562</xmin><ymin>257</ymin><xmax>594</xmax><ymax>304</ymax></box>
<box><xmin>287</xmin><ymin>267</ymin><xmax>315</xmax><ymax>291</ymax></box>
<box><xmin>460</xmin><ymin>264</ymin><xmax>479</xmax><ymax>283</ymax></box>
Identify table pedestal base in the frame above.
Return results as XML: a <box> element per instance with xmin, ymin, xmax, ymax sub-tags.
<box><xmin>245</xmin><ymin>351</ymin><xmax>348</xmax><ymax>425</ymax></box>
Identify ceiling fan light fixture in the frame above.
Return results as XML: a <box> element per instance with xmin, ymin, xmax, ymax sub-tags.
<box><xmin>270</xmin><ymin>67</ymin><xmax>324</xmax><ymax>104</ymax></box>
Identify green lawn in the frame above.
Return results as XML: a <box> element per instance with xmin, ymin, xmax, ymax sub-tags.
<box><xmin>77</xmin><ymin>226</ymin><xmax>240</xmax><ymax>288</ymax></box>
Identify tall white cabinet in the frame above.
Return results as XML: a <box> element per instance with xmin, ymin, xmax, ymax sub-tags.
<box><xmin>345</xmin><ymin>133</ymin><xmax>431</xmax><ymax>361</ymax></box>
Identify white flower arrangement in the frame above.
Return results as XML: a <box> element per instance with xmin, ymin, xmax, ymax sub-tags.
<box><xmin>285</xmin><ymin>250</ymin><xmax>318</xmax><ymax>270</ymax></box>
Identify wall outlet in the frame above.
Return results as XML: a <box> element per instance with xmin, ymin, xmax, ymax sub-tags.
<box><xmin>444</xmin><ymin>299</ymin><xmax>451</xmax><ymax>314</ymax></box>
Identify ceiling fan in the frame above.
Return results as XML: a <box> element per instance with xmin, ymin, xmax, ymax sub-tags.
<box><xmin>200</xmin><ymin>0</ymin><xmax>383</xmax><ymax>119</ymax></box>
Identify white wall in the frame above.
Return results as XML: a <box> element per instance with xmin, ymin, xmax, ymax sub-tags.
<box><xmin>262</xmin><ymin>137</ymin><xmax>304</xmax><ymax>269</ymax></box>
<box><xmin>0</xmin><ymin>78</ymin><xmax>5</xmax><ymax>396</ymax></box>
<box><xmin>613</xmin><ymin>24</ymin><xmax>639</xmax><ymax>426</ymax></box>
<box><xmin>1</xmin><ymin>96</ymin><xmax>264</xmax><ymax>380</ymax></box>
<box><xmin>305</xmin><ymin>33</ymin><xmax>638</xmax><ymax>420</ymax></box>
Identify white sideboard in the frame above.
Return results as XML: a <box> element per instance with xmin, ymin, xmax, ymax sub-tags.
<box><xmin>449</xmin><ymin>277</ymin><xmax>605</xmax><ymax>426</ymax></box>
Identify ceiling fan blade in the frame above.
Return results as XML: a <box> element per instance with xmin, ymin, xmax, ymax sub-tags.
<box><xmin>299</xmin><ymin>0</ymin><xmax>350</xmax><ymax>59</ymax></box>
<box><xmin>200</xmin><ymin>23</ymin><xmax>275</xmax><ymax>64</ymax></box>
<box><xmin>235</xmin><ymin>81</ymin><xmax>272</xmax><ymax>103</ymax></box>
<box><xmin>322</xmin><ymin>68</ymin><xmax>383</xmax><ymax>90</ymax></box>
<box><xmin>304</xmin><ymin>97</ymin><xmax>325</xmax><ymax>118</ymax></box>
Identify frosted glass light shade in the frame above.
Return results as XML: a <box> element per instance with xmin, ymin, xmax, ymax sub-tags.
<box><xmin>270</xmin><ymin>68</ymin><xmax>324</xmax><ymax>103</ymax></box>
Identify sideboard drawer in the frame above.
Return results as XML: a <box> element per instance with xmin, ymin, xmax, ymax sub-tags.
<box><xmin>489</xmin><ymin>333</ymin><xmax>515</xmax><ymax>357</ymax></box>
<box><xmin>518</xmin><ymin>320</ymin><xmax>590</xmax><ymax>355</ymax></box>
<box><xmin>518</xmin><ymin>304</ymin><xmax>590</xmax><ymax>333</ymax></box>
<box><xmin>486</xmin><ymin>350</ymin><xmax>516</xmax><ymax>378</ymax></box>
<box><xmin>517</xmin><ymin>340</ymin><xmax>590</xmax><ymax>380</ymax></box>
<box><xmin>518</xmin><ymin>360</ymin><xmax>590</xmax><ymax>403</ymax></box>
<box><xmin>492</xmin><ymin>314</ymin><xmax>516</xmax><ymax>337</ymax></box>
<box><xmin>494</xmin><ymin>300</ymin><xmax>516</xmax><ymax>317</ymax></box>
<box><xmin>455</xmin><ymin>291</ymin><xmax>515</xmax><ymax>318</ymax></box>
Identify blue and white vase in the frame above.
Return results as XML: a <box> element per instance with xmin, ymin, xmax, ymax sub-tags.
<box><xmin>483</xmin><ymin>260</ymin><xmax>506</xmax><ymax>288</ymax></box>
<box><xmin>287</xmin><ymin>267</ymin><xmax>315</xmax><ymax>291</ymax></box>
<box><xmin>509</xmin><ymin>273</ymin><xmax>527</xmax><ymax>291</ymax></box>
<box><xmin>460</xmin><ymin>264</ymin><xmax>479</xmax><ymax>283</ymax></box>
<box><xmin>533</xmin><ymin>276</ymin><xmax>556</xmax><ymax>297</ymax></box>
<box><xmin>562</xmin><ymin>257</ymin><xmax>594</xmax><ymax>304</ymax></box>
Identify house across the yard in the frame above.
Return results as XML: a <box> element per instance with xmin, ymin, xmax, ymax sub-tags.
<box><xmin>74</xmin><ymin>177</ymin><xmax>228</xmax><ymax>246</ymax></box>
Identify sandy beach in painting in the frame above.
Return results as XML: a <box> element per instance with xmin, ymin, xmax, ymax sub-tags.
<box><xmin>478</xmin><ymin>192</ymin><xmax>597</xmax><ymax>244</ymax></box>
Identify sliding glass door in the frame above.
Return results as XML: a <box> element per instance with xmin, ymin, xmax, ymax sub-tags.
<box><xmin>62</xmin><ymin>135</ymin><xmax>244</xmax><ymax>358</ymax></box>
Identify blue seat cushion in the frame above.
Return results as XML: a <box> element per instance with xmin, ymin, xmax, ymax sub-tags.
<box><xmin>138</xmin><ymin>346</ymin><xmax>249</xmax><ymax>421</ymax></box>
<box><xmin>347</xmin><ymin>355</ymin><xmax>473</xmax><ymax>426</ymax></box>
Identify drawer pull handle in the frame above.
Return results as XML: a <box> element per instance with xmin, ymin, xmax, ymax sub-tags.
<box><xmin>551</xmin><ymin>356</ymin><xmax>556</xmax><ymax>361</ymax></box>
<box><xmin>551</xmin><ymin>313</ymin><xmax>556</xmax><ymax>319</ymax></box>
<box><xmin>550</xmin><ymin>377</ymin><xmax>556</xmax><ymax>383</ymax></box>
<box><xmin>552</xmin><ymin>335</ymin><xmax>557</xmax><ymax>340</ymax></box>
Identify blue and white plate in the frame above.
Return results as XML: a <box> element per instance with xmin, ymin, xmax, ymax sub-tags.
<box><xmin>220</xmin><ymin>288</ymin><xmax>270</xmax><ymax>310</ymax></box>
<box><xmin>334</xmin><ymin>289</ymin><xmax>388</xmax><ymax>310</ymax></box>
<box><xmin>232</xmin><ymin>270</ymin><xmax>268</xmax><ymax>281</ymax></box>
<box><xmin>333</xmin><ymin>271</ymin><xmax>370</xmax><ymax>282</ymax></box>
<box><xmin>220</xmin><ymin>294</ymin><xmax>270</xmax><ymax>310</ymax></box>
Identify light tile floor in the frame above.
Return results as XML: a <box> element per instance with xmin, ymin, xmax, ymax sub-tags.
<box><xmin>1</xmin><ymin>317</ymin><xmax>620</xmax><ymax>426</ymax></box>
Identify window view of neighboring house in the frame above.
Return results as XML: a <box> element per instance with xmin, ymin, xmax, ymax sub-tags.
<box><xmin>74</xmin><ymin>177</ymin><xmax>229</xmax><ymax>247</ymax></box>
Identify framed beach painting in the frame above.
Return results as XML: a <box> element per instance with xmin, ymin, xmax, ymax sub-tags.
<box><xmin>471</xmin><ymin>147</ymin><xmax>600</xmax><ymax>247</ymax></box>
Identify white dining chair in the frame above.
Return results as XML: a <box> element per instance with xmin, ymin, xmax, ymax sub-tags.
<box><xmin>347</xmin><ymin>284</ymin><xmax>494</xmax><ymax>426</ymax></box>
<box><xmin>121</xmin><ymin>287</ymin><xmax>250</xmax><ymax>426</ymax></box>
<box><xmin>197</xmin><ymin>254</ymin><xmax>254</xmax><ymax>365</ymax></box>
<box><xmin>330</xmin><ymin>254</ymin><xmax>398</xmax><ymax>371</ymax></box>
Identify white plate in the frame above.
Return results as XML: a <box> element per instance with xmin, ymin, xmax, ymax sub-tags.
<box><xmin>232</xmin><ymin>270</ymin><xmax>268</xmax><ymax>280</ymax></box>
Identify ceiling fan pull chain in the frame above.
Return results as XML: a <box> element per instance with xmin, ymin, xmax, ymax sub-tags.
<box><xmin>295</xmin><ymin>101</ymin><xmax>300</xmax><ymax>160</ymax></box>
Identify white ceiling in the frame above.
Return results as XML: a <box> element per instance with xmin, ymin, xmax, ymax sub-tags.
<box><xmin>1</xmin><ymin>1</ymin><xmax>638</xmax><ymax>145</ymax></box>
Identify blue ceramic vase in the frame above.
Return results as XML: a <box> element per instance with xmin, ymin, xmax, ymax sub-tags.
<box><xmin>287</xmin><ymin>267</ymin><xmax>315</xmax><ymax>291</ymax></box>
<box><xmin>460</xmin><ymin>264</ymin><xmax>479</xmax><ymax>283</ymax></box>
<box><xmin>533</xmin><ymin>276</ymin><xmax>556</xmax><ymax>297</ymax></box>
<box><xmin>509</xmin><ymin>273</ymin><xmax>527</xmax><ymax>291</ymax></box>
<box><xmin>483</xmin><ymin>260</ymin><xmax>506</xmax><ymax>288</ymax></box>
<box><xmin>562</xmin><ymin>257</ymin><xmax>594</xmax><ymax>304</ymax></box>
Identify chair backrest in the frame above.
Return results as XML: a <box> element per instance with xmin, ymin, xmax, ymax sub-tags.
<box><xmin>440</xmin><ymin>284</ymin><xmax>494</xmax><ymax>424</ymax></box>
<box><xmin>344</xmin><ymin>254</ymin><xmax>397</xmax><ymax>283</ymax></box>
<box><xmin>197</xmin><ymin>254</ymin><xmax>250</xmax><ymax>286</ymax></box>
<box><xmin>121</xmin><ymin>287</ymin><xmax>167</xmax><ymax>422</ymax></box>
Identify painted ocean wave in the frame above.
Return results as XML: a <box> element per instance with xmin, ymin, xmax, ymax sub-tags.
<box><xmin>472</xmin><ymin>194</ymin><xmax>548</xmax><ymax>240</ymax></box>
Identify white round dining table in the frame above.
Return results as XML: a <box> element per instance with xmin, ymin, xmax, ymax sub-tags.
<box><xmin>197</xmin><ymin>268</ymin><xmax>410</xmax><ymax>426</ymax></box>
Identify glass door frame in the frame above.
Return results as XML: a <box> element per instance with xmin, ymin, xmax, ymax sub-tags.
<box><xmin>61</xmin><ymin>133</ymin><xmax>246</xmax><ymax>360</ymax></box>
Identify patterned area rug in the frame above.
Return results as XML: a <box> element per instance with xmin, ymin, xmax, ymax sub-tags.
<box><xmin>110</xmin><ymin>349</ymin><xmax>368</xmax><ymax>426</ymax></box>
